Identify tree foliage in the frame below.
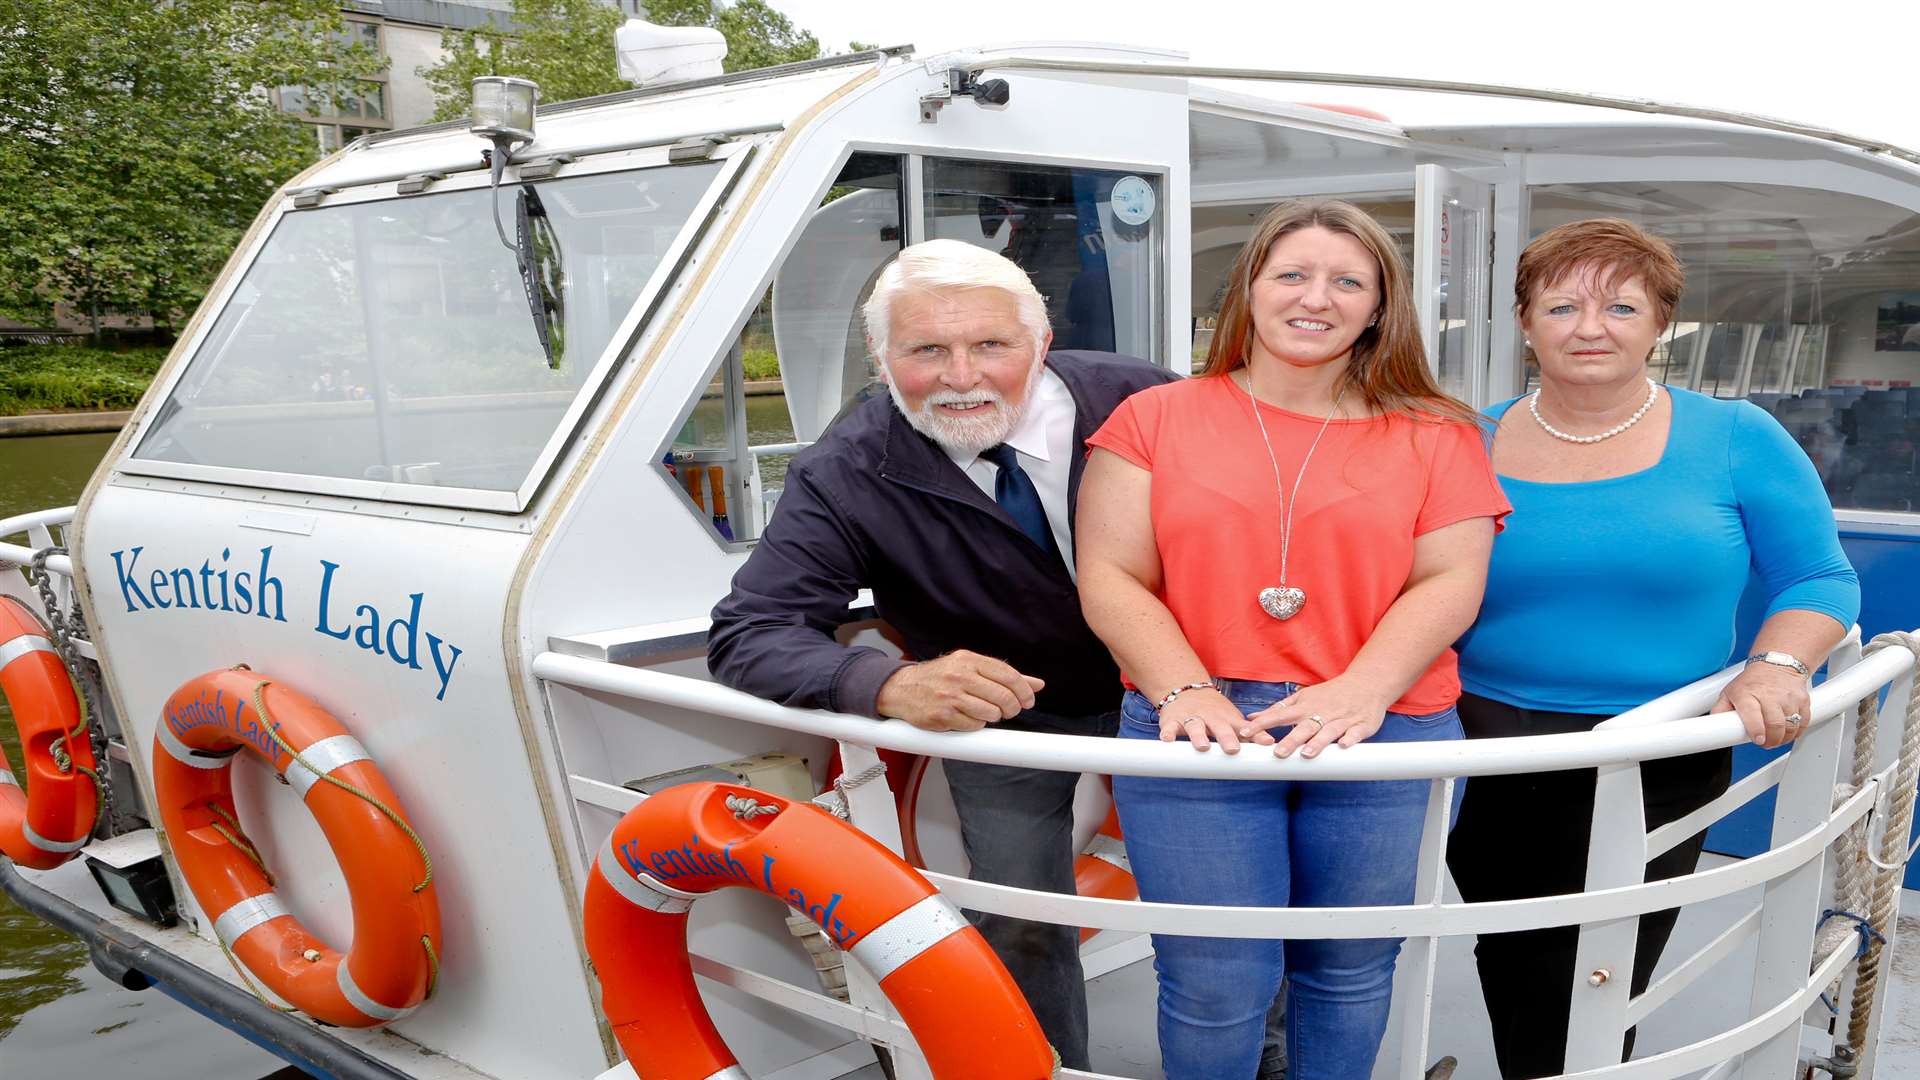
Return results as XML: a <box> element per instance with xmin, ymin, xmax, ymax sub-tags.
<box><xmin>0</xmin><ymin>0</ymin><xmax>379</xmax><ymax>331</ymax></box>
<box><xmin>419</xmin><ymin>0</ymin><xmax>629</xmax><ymax>123</ymax></box>
<box><xmin>422</xmin><ymin>0</ymin><xmax>823</xmax><ymax>122</ymax></box>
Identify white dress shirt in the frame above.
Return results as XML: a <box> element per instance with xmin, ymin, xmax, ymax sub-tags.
<box><xmin>943</xmin><ymin>367</ymin><xmax>1079</xmax><ymax>579</ymax></box>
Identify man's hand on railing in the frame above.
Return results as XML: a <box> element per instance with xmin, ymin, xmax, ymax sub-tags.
<box><xmin>875</xmin><ymin>650</ymin><xmax>1045</xmax><ymax>732</ymax></box>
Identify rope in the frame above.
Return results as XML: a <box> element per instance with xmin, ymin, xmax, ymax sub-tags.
<box><xmin>812</xmin><ymin>761</ymin><xmax>890</xmax><ymax>821</ymax></box>
<box><xmin>205</xmin><ymin>802</ymin><xmax>276</xmax><ymax>886</ymax></box>
<box><xmin>245</xmin><ymin>678</ymin><xmax>440</xmax><ymax>1001</ymax></box>
<box><xmin>1841</xmin><ymin>630</ymin><xmax>1920</xmax><ymax>1054</ymax></box>
<box><xmin>247</xmin><ymin>681</ymin><xmax>434</xmax><ymax>894</ymax></box>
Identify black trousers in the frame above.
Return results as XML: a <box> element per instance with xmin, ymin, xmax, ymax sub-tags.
<box><xmin>1445</xmin><ymin>692</ymin><xmax>1733</xmax><ymax>1079</ymax></box>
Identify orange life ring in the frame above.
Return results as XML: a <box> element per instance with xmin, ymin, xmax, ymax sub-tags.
<box><xmin>0</xmin><ymin>597</ymin><xmax>98</xmax><ymax>870</ymax></box>
<box><xmin>583</xmin><ymin>781</ymin><xmax>1056</xmax><ymax>1079</ymax></box>
<box><xmin>832</xmin><ymin>753</ymin><xmax>1137</xmax><ymax>942</ymax></box>
<box><xmin>150</xmin><ymin>668</ymin><xmax>440</xmax><ymax>1027</ymax></box>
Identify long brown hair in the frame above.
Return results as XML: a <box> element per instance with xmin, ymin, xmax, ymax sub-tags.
<box><xmin>1201</xmin><ymin>199</ymin><xmax>1478</xmax><ymax>424</ymax></box>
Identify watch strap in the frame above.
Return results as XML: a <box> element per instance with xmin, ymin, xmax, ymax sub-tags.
<box><xmin>1745</xmin><ymin>651</ymin><xmax>1810</xmax><ymax>677</ymax></box>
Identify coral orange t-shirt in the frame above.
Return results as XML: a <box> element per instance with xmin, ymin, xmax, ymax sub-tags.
<box><xmin>1086</xmin><ymin>375</ymin><xmax>1510</xmax><ymax>714</ymax></box>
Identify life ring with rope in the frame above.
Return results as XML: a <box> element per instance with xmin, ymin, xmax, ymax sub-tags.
<box><xmin>0</xmin><ymin>596</ymin><xmax>99</xmax><ymax>869</ymax></box>
<box><xmin>150</xmin><ymin>667</ymin><xmax>441</xmax><ymax>1027</ymax></box>
<box><xmin>583</xmin><ymin>781</ymin><xmax>1058</xmax><ymax>1079</ymax></box>
<box><xmin>824</xmin><ymin>753</ymin><xmax>1135</xmax><ymax>941</ymax></box>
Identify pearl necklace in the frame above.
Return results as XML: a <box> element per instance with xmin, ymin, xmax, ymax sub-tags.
<box><xmin>1529</xmin><ymin>378</ymin><xmax>1660</xmax><ymax>444</ymax></box>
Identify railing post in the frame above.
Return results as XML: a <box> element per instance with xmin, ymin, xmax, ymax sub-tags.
<box><xmin>1393</xmin><ymin>777</ymin><xmax>1454</xmax><ymax>1078</ymax></box>
<box><xmin>832</xmin><ymin>741</ymin><xmax>934</xmax><ymax>1079</ymax></box>
<box><xmin>1564</xmin><ymin>761</ymin><xmax>1646</xmax><ymax>1071</ymax></box>
<box><xmin>1746</xmin><ymin>681</ymin><xmax>1847</xmax><ymax>1076</ymax></box>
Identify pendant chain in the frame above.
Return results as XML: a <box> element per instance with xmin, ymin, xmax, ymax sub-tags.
<box><xmin>1238</xmin><ymin>370</ymin><xmax>1349</xmax><ymax>587</ymax></box>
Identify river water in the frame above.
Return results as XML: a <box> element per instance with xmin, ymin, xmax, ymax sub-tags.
<box><xmin>0</xmin><ymin>397</ymin><xmax>802</xmax><ymax>1076</ymax></box>
<box><xmin>0</xmin><ymin>432</ymin><xmax>311</xmax><ymax>1077</ymax></box>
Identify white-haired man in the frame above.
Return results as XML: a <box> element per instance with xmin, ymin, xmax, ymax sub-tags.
<box><xmin>709</xmin><ymin>239</ymin><xmax>1177</xmax><ymax>1068</ymax></box>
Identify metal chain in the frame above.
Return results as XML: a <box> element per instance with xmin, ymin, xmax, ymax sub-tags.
<box><xmin>26</xmin><ymin>545</ymin><xmax>113</xmax><ymax>832</ymax></box>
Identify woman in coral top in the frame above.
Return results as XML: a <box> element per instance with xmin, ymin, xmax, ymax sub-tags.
<box><xmin>1077</xmin><ymin>199</ymin><xmax>1510</xmax><ymax>1080</ymax></box>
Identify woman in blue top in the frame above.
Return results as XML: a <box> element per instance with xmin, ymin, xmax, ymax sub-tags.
<box><xmin>1449</xmin><ymin>218</ymin><xmax>1860</xmax><ymax>1078</ymax></box>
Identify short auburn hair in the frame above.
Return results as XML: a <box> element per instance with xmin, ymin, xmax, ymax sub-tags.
<box><xmin>1515</xmin><ymin>218</ymin><xmax>1685</xmax><ymax>327</ymax></box>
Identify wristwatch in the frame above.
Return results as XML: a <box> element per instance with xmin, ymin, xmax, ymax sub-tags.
<box><xmin>1745</xmin><ymin>651</ymin><xmax>1811</xmax><ymax>677</ymax></box>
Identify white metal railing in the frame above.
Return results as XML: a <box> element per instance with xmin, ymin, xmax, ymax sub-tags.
<box><xmin>0</xmin><ymin>505</ymin><xmax>78</xmax><ymax>577</ymax></box>
<box><xmin>535</xmin><ymin>630</ymin><xmax>1920</xmax><ymax>1080</ymax></box>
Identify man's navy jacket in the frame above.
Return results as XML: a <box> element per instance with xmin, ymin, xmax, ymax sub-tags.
<box><xmin>708</xmin><ymin>350</ymin><xmax>1179</xmax><ymax>724</ymax></box>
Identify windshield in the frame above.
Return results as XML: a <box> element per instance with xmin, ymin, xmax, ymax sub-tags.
<box><xmin>131</xmin><ymin>160</ymin><xmax>727</xmax><ymax>499</ymax></box>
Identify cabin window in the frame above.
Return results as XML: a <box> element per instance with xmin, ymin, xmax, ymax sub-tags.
<box><xmin>658</xmin><ymin>153</ymin><xmax>905</xmax><ymax>545</ymax></box>
<box><xmin>1527</xmin><ymin>182</ymin><xmax>1920</xmax><ymax>515</ymax></box>
<box><xmin>128</xmin><ymin>158</ymin><xmax>731</xmax><ymax>507</ymax></box>
<box><xmin>1190</xmin><ymin>197</ymin><xmax>1414</xmax><ymax>373</ymax></box>
<box><xmin>922</xmin><ymin>158</ymin><xmax>1161</xmax><ymax>365</ymax></box>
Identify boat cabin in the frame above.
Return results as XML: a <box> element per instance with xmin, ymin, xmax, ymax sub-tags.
<box><xmin>4</xmin><ymin>40</ymin><xmax>1919</xmax><ymax>1080</ymax></box>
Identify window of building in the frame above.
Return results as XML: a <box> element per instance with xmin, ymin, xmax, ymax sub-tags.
<box><xmin>658</xmin><ymin>153</ymin><xmax>905</xmax><ymax>545</ymax></box>
<box><xmin>1526</xmin><ymin>182</ymin><xmax>1920</xmax><ymax>514</ymax></box>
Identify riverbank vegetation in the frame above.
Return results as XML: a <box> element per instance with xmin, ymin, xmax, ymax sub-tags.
<box><xmin>0</xmin><ymin>346</ymin><xmax>169</xmax><ymax>414</ymax></box>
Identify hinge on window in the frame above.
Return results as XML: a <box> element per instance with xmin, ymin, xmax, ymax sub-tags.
<box><xmin>290</xmin><ymin>187</ymin><xmax>337</xmax><ymax>209</ymax></box>
<box><xmin>396</xmin><ymin>171</ymin><xmax>446</xmax><ymax>195</ymax></box>
<box><xmin>517</xmin><ymin>154</ymin><xmax>576</xmax><ymax>180</ymax></box>
<box><xmin>668</xmin><ymin>135</ymin><xmax>726</xmax><ymax>163</ymax></box>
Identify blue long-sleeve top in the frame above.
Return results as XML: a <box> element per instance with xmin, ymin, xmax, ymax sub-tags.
<box><xmin>1455</xmin><ymin>387</ymin><xmax>1860</xmax><ymax>714</ymax></box>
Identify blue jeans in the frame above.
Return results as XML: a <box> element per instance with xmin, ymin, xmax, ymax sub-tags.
<box><xmin>1111</xmin><ymin>680</ymin><xmax>1464</xmax><ymax>1080</ymax></box>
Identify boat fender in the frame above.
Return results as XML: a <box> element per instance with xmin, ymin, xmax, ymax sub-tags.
<box><xmin>0</xmin><ymin>597</ymin><xmax>99</xmax><ymax>869</ymax></box>
<box><xmin>583</xmin><ymin>781</ymin><xmax>1057</xmax><ymax>1079</ymax></box>
<box><xmin>150</xmin><ymin>668</ymin><xmax>441</xmax><ymax>1028</ymax></box>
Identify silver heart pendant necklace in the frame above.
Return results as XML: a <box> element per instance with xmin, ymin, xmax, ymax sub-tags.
<box><xmin>1239</xmin><ymin>369</ymin><xmax>1349</xmax><ymax>622</ymax></box>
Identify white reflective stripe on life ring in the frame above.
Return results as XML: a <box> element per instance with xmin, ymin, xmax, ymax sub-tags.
<box><xmin>0</xmin><ymin>769</ymin><xmax>16</xmax><ymax>787</ymax></box>
<box><xmin>337</xmin><ymin>960</ymin><xmax>415</xmax><ymax>1023</ymax></box>
<box><xmin>22</xmin><ymin>820</ymin><xmax>88</xmax><ymax>854</ymax></box>
<box><xmin>849</xmin><ymin>893</ymin><xmax>968</xmax><ymax>983</ymax></box>
<box><xmin>597</xmin><ymin>837</ymin><xmax>698</xmax><ymax>914</ymax></box>
<box><xmin>703</xmin><ymin>1067</ymin><xmax>750</xmax><ymax>1080</ymax></box>
<box><xmin>0</xmin><ymin>634</ymin><xmax>56</xmax><ymax>673</ymax></box>
<box><xmin>212</xmin><ymin>892</ymin><xmax>291</xmax><ymax>948</ymax></box>
<box><xmin>1083</xmin><ymin>833</ymin><xmax>1131</xmax><ymax>873</ymax></box>
<box><xmin>283</xmin><ymin>735</ymin><xmax>371</xmax><ymax>800</ymax></box>
<box><xmin>156</xmin><ymin>719</ymin><xmax>238</xmax><ymax>770</ymax></box>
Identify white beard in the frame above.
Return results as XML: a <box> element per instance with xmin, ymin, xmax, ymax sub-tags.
<box><xmin>885</xmin><ymin>357</ymin><xmax>1046</xmax><ymax>456</ymax></box>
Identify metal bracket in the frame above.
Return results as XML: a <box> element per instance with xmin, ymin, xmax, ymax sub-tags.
<box><xmin>290</xmin><ymin>187</ymin><xmax>337</xmax><ymax>209</ymax></box>
<box><xmin>517</xmin><ymin>154</ymin><xmax>576</xmax><ymax>180</ymax></box>
<box><xmin>395</xmin><ymin>171</ymin><xmax>446</xmax><ymax>195</ymax></box>
<box><xmin>667</xmin><ymin>135</ymin><xmax>726</xmax><ymax>163</ymax></box>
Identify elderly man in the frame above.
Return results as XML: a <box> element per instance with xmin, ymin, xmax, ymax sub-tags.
<box><xmin>708</xmin><ymin>239</ymin><xmax>1175</xmax><ymax>1068</ymax></box>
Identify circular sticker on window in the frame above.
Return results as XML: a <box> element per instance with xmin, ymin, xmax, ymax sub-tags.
<box><xmin>1110</xmin><ymin>175</ymin><xmax>1155</xmax><ymax>226</ymax></box>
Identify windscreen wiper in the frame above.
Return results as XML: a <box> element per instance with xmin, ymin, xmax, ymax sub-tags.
<box><xmin>514</xmin><ymin>185</ymin><xmax>565</xmax><ymax>370</ymax></box>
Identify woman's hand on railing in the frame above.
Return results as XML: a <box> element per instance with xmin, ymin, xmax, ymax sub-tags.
<box><xmin>1712</xmin><ymin>662</ymin><xmax>1812</xmax><ymax>749</ymax></box>
<box><xmin>1153</xmin><ymin>685</ymin><xmax>1251</xmax><ymax>753</ymax></box>
<box><xmin>1240</xmin><ymin>675</ymin><xmax>1392</xmax><ymax>758</ymax></box>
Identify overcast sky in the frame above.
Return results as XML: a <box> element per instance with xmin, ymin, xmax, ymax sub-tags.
<box><xmin>774</xmin><ymin>0</ymin><xmax>1916</xmax><ymax>152</ymax></box>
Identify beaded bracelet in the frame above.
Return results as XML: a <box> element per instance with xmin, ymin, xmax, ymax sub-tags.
<box><xmin>1154</xmin><ymin>681</ymin><xmax>1217</xmax><ymax>712</ymax></box>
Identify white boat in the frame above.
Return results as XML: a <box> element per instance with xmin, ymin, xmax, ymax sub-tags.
<box><xmin>3</xmin><ymin>38</ymin><xmax>1919</xmax><ymax>1080</ymax></box>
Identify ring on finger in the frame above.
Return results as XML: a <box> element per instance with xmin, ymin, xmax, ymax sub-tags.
<box><xmin>1784</xmin><ymin>712</ymin><xmax>1804</xmax><ymax>727</ymax></box>
<box><xmin>1304</xmin><ymin>715</ymin><xmax>1324</xmax><ymax>736</ymax></box>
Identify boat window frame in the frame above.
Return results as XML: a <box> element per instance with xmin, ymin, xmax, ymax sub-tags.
<box><xmin>909</xmin><ymin>145</ymin><xmax>1173</xmax><ymax>370</ymax></box>
<box><xmin>116</xmin><ymin>139</ymin><xmax>758</xmax><ymax>515</ymax></box>
<box><xmin>1506</xmin><ymin>162</ymin><xmax>1920</xmax><ymax>531</ymax></box>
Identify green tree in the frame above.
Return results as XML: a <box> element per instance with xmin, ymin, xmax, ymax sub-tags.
<box><xmin>0</xmin><ymin>0</ymin><xmax>380</xmax><ymax>334</ymax></box>
<box><xmin>420</xmin><ymin>0</ymin><xmax>630</xmax><ymax>123</ymax></box>
<box><xmin>423</xmin><ymin>0</ymin><xmax>824</xmax><ymax>122</ymax></box>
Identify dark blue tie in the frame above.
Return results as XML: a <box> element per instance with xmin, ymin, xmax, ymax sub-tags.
<box><xmin>979</xmin><ymin>444</ymin><xmax>1062</xmax><ymax>563</ymax></box>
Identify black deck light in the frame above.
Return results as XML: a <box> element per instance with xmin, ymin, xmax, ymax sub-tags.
<box><xmin>470</xmin><ymin>76</ymin><xmax>539</xmax><ymax>250</ymax></box>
